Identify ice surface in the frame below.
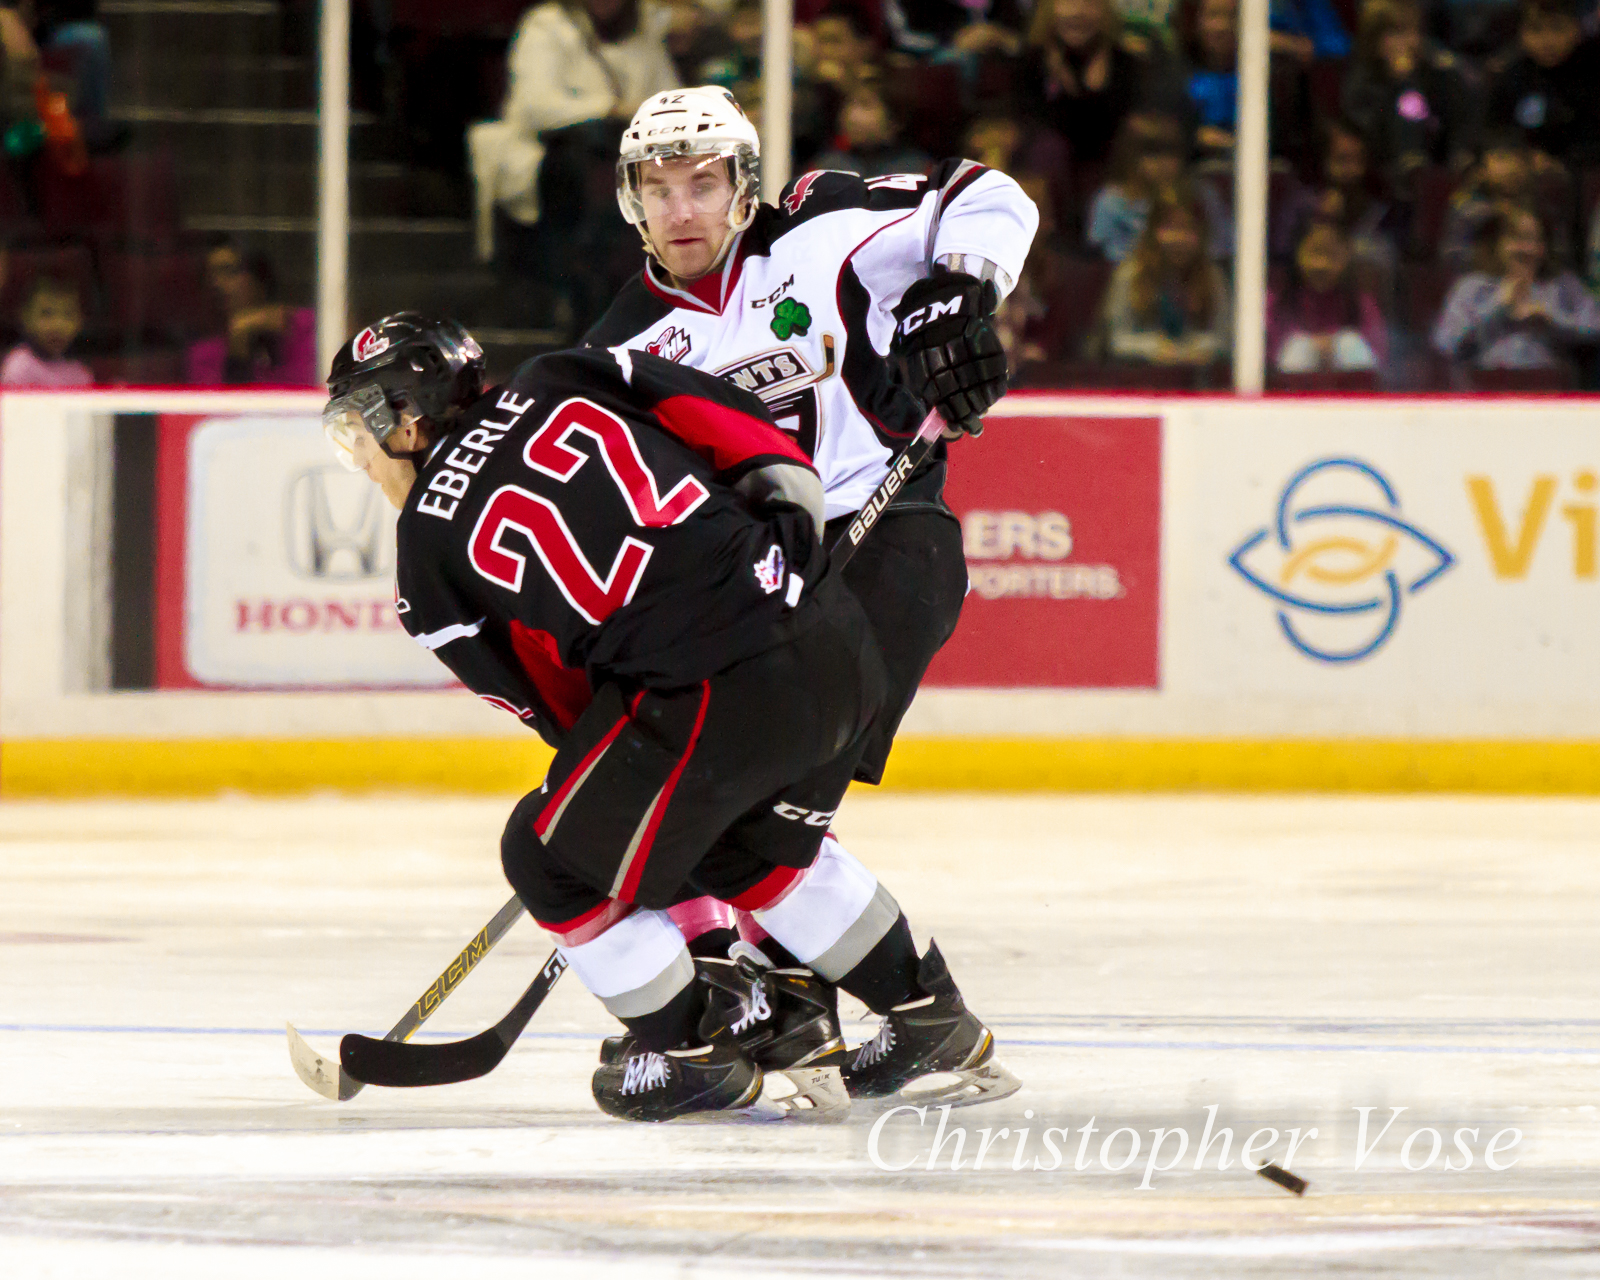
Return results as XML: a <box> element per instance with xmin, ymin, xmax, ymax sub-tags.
<box><xmin>3</xmin><ymin>793</ymin><xmax>1599</xmax><ymax>1277</ymax></box>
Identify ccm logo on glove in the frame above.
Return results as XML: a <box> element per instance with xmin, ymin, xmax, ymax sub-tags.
<box><xmin>897</xmin><ymin>295</ymin><xmax>965</xmax><ymax>334</ymax></box>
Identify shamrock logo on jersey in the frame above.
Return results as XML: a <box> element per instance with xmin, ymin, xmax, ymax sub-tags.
<box><xmin>770</xmin><ymin>297</ymin><xmax>811</xmax><ymax>340</ymax></box>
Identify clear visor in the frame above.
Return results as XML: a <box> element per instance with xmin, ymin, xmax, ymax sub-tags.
<box><xmin>322</xmin><ymin>383</ymin><xmax>397</xmax><ymax>472</ymax></box>
<box><xmin>617</xmin><ymin>146</ymin><xmax>752</xmax><ymax>228</ymax></box>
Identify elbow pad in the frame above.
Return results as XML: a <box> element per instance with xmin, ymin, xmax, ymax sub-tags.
<box><xmin>735</xmin><ymin>462</ymin><xmax>826</xmax><ymax>541</ymax></box>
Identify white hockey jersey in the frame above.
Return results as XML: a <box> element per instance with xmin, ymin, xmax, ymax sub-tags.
<box><xmin>584</xmin><ymin>160</ymin><xmax>1039</xmax><ymax>520</ymax></box>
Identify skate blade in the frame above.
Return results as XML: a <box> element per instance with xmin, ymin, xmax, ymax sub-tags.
<box><xmin>674</xmin><ymin>1066</ymin><xmax>849</xmax><ymax>1123</ymax></box>
<box><xmin>747</xmin><ymin>1065</ymin><xmax>850</xmax><ymax>1122</ymax></box>
<box><xmin>874</xmin><ymin>1059</ymin><xmax>1023</xmax><ymax>1110</ymax></box>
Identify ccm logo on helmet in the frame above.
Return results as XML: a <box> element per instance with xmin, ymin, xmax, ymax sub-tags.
<box><xmin>898</xmin><ymin>297</ymin><xmax>963</xmax><ymax>334</ymax></box>
<box><xmin>351</xmin><ymin>327</ymin><xmax>390</xmax><ymax>362</ymax></box>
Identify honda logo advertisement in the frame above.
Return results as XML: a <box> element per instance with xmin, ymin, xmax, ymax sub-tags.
<box><xmin>154</xmin><ymin>414</ymin><xmax>454</xmax><ymax>689</ymax></box>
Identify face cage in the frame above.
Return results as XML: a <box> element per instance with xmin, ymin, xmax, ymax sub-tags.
<box><xmin>322</xmin><ymin>381</ymin><xmax>400</xmax><ymax>472</ymax></box>
<box><xmin>616</xmin><ymin>145</ymin><xmax>759</xmax><ymax>241</ymax></box>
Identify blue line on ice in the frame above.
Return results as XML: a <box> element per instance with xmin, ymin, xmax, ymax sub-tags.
<box><xmin>0</xmin><ymin>1023</ymin><xmax>1597</xmax><ymax>1056</ymax></box>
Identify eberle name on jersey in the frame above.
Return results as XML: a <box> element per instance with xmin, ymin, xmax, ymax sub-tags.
<box><xmin>395</xmin><ymin>348</ymin><xmax>831</xmax><ymax>747</ymax></box>
<box><xmin>585</xmin><ymin>161</ymin><xmax>1039</xmax><ymax>521</ymax></box>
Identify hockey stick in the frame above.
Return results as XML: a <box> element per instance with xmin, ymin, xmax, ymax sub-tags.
<box><xmin>311</xmin><ymin>409</ymin><xmax>947</xmax><ymax>1094</ymax></box>
<box><xmin>830</xmin><ymin>407</ymin><xmax>946</xmax><ymax>571</ymax></box>
<box><xmin>285</xmin><ymin>892</ymin><xmax>527</xmax><ymax>1100</ymax></box>
<box><xmin>339</xmin><ymin>948</ymin><xmax>567</xmax><ymax>1088</ymax></box>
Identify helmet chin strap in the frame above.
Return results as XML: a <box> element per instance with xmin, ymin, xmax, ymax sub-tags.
<box><xmin>379</xmin><ymin>415</ymin><xmax>436</xmax><ymax>464</ymax></box>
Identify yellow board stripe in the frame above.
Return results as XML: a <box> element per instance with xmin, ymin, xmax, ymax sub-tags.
<box><xmin>6</xmin><ymin>737</ymin><xmax>1600</xmax><ymax>796</ymax></box>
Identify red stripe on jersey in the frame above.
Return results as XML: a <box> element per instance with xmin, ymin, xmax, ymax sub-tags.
<box><xmin>534</xmin><ymin>708</ymin><xmax>632</xmax><ymax>840</ymax></box>
<box><xmin>937</xmin><ymin>160</ymin><xmax>988</xmax><ymax>215</ymax></box>
<box><xmin>653</xmin><ymin>394</ymin><xmax>813</xmax><ymax>471</ymax></box>
<box><xmin>617</xmin><ymin>680</ymin><xmax>711</xmax><ymax>902</ymax></box>
<box><xmin>538</xmin><ymin>897</ymin><xmax>633</xmax><ymax>946</ymax></box>
<box><xmin>508</xmin><ymin>621</ymin><xmax>592</xmax><ymax>731</ymax></box>
<box><xmin>726</xmin><ymin>864</ymin><xmax>806</xmax><ymax>912</ymax></box>
<box><xmin>642</xmin><ymin>233</ymin><xmax>750</xmax><ymax>316</ymax></box>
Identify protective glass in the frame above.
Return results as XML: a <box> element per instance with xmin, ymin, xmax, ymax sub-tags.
<box><xmin>617</xmin><ymin>146</ymin><xmax>751</xmax><ymax>228</ymax></box>
<box><xmin>322</xmin><ymin>382</ymin><xmax>397</xmax><ymax>472</ymax></box>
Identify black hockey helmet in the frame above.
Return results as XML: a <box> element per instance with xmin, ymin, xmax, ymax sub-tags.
<box><xmin>323</xmin><ymin>312</ymin><xmax>485</xmax><ymax>468</ymax></box>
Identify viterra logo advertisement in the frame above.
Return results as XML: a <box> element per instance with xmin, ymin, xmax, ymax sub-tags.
<box><xmin>1228</xmin><ymin>458</ymin><xmax>1455</xmax><ymax>665</ymax></box>
<box><xmin>1211</xmin><ymin>415</ymin><xmax>1600</xmax><ymax>700</ymax></box>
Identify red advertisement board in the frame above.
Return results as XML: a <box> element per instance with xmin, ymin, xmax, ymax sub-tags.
<box><xmin>922</xmin><ymin>414</ymin><xmax>1161</xmax><ymax>688</ymax></box>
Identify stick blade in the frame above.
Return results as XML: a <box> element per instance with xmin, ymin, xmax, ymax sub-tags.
<box><xmin>341</xmin><ymin>1027</ymin><xmax>507</xmax><ymax>1088</ymax></box>
<box><xmin>286</xmin><ymin>1022</ymin><xmax>364</xmax><ymax>1101</ymax></box>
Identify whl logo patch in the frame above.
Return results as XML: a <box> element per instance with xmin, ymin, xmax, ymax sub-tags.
<box><xmin>753</xmin><ymin>544</ymin><xmax>785</xmax><ymax>594</ymax></box>
<box><xmin>351</xmin><ymin>327</ymin><xmax>390</xmax><ymax>362</ymax></box>
<box><xmin>770</xmin><ymin>297</ymin><xmax>811</xmax><ymax>340</ymax></box>
<box><xmin>646</xmin><ymin>325</ymin><xmax>692</xmax><ymax>362</ymax></box>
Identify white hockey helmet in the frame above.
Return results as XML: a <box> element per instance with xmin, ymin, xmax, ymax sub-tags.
<box><xmin>617</xmin><ymin>86</ymin><xmax>761</xmax><ymax>247</ymax></box>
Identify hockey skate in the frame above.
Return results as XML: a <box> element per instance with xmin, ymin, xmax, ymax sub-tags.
<box><xmin>592</xmin><ymin>1035</ymin><xmax>764</xmax><ymax>1122</ymax></box>
<box><xmin>593</xmin><ymin>956</ymin><xmax>848</xmax><ymax>1121</ymax></box>
<box><xmin>841</xmin><ymin>940</ymin><xmax>1021</xmax><ymax>1109</ymax></box>
<box><xmin>704</xmin><ymin>949</ymin><xmax>850</xmax><ymax>1121</ymax></box>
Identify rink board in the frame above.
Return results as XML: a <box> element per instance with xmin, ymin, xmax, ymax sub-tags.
<box><xmin>4</xmin><ymin>388</ymin><xmax>1600</xmax><ymax>794</ymax></box>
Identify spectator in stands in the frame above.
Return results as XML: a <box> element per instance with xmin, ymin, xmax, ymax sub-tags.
<box><xmin>0</xmin><ymin>5</ymin><xmax>38</xmax><ymax>153</ymax></box>
<box><xmin>1102</xmin><ymin>187</ymin><xmax>1231</xmax><ymax>365</ymax></box>
<box><xmin>34</xmin><ymin>2</ymin><xmax>114</xmax><ymax>150</ymax></box>
<box><xmin>1022</xmin><ymin>0</ymin><xmax>1180</xmax><ymax>170</ymax></box>
<box><xmin>664</xmin><ymin>1</ymin><xmax>730</xmax><ymax>85</ymax></box>
<box><xmin>1088</xmin><ymin>111</ymin><xmax>1230</xmax><ymax>260</ymax></box>
<box><xmin>1</xmin><ymin>273</ymin><xmax>89</xmax><ymax>386</ymax></box>
<box><xmin>186</xmin><ymin>241</ymin><xmax>316</xmax><ymax>387</ymax></box>
<box><xmin>802</xmin><ymin>6</ymin><xmax>878</xmax><ymax>92</ymax></box>
<box><xmin>1115</xmin><ymin>0</ymin><xmax>1178</xmax><ymax>48</ymax></box>
<box><xmin>468</xmin><ymin>0</ymin><xmax>679</xmax><ymax>336</ymax></box>
<box><xmin>1180</xmin><ymin>0</ymin><xmax>1241</xmax><ymax>161</ymax></box>
<box><xmin>1021</xmin><ymin>0</ymin><xmax>1183</xmax><ymax>237</ymax></box>
<box><xmin>1273</xmin><ymin>117</ymin><xmax>1402</xmax><ymax>297</ymax></box>
<box><xmin>809</xmin><ymin>85</ymin><xmax>933</xmax><ymax>177</ymax></box>
<box><xmin>1441</xmin><ymin>126</ymin><xmax>1572</xmax><ymax>269</ymax></box>
<box><xmin>1428</xmin><ymin>0</ymin><xmax>1520</xmax><ymax>57</ymax></box>
<box><xmin>1341</xmin><ymin>0</ymin><xmax>1473</xmax><ymax>196</ymax></box>
<box><xmin>1270</xmin><ymin>0</ymin><xmax>1352</xmax><ymax>62</ymax></box>
<box><xmin>883</xmin><ymin>0</ymin><xmax>1027</xmax><ymax>60</ymax></box>
<box><xmin>1485</xmin><ymin>0</ymin><xmax>1600</xmax><ymax>172</ymax></box>
<box><xmin>993</xmin><ymin>247</ymin><xmax>1053</xmax><ymax>378</ymax></box>
<box><xmin>1433</xmin><ymin>201</ymin><xmax>1600</xmax><ymax>369</ymax></box>
<box><xmin>965</xmin><ymin>113</ymin><xmax>1026</xmax><ymax>173</ymax></box>
<box><xmin>699</xmin><ymin>0</ymin><xmax>762</xmax><ymax>87</ymax></box>
<box><xmin>1268</xmin><ymin>219</ymin><xmax>1389</xmax><ymax>373</ymax></box>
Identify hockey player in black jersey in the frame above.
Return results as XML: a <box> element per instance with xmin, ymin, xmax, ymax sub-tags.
<box><xmin>582</xmin><ymin>87</ymin><xmax>1038</xmax><ymax>1105</ymax></box>
<box><xmin>323</xmin><ymin>313</ymin><xmax>1018</xmax><ymax>1120</ymax></box>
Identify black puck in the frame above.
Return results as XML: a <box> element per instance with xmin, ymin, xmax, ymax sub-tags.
<box><xmin>1256</xmin><ymin>1161</ymin><xmax>1308</xmax><ymax>1196</ymax></box>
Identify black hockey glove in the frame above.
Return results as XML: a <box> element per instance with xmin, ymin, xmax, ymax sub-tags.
<box><xmin>890</xmin><ymin>270</ymin><xmax>1008</xmax><ymax>438</ymax></box>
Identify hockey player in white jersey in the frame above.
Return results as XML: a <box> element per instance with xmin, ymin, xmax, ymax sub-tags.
<box><xmin>584</xmin><ymin>85</ymin><xmax>1038</xmax><ymax>1107</ymax></box>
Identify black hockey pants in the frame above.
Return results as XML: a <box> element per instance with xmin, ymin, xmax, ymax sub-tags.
<box><xmin>501</xmin><ymin>576</ymin><xmax>887</xmax><ymax>930</ymax></box>
<box><xmin>824</xmin><ymin>504</ymin><xmax>967</xmax><ymax>785</ymax></box>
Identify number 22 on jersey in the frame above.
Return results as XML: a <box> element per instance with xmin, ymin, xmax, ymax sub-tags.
<box><xmin>468</xmin><ymin>397</ymin><xmax>710</xmax><ymax>624</ymax></box>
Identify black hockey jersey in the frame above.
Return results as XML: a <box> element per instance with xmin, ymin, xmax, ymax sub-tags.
<box><xmin>584</xmin><ymin>160</ymin><xmax>1039</xmax><ymax>520</ymax></box>
<box><xmin>395</xmin><ymin>348</ymin><xmax>827</xmax><ymax>746</ymax></box>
